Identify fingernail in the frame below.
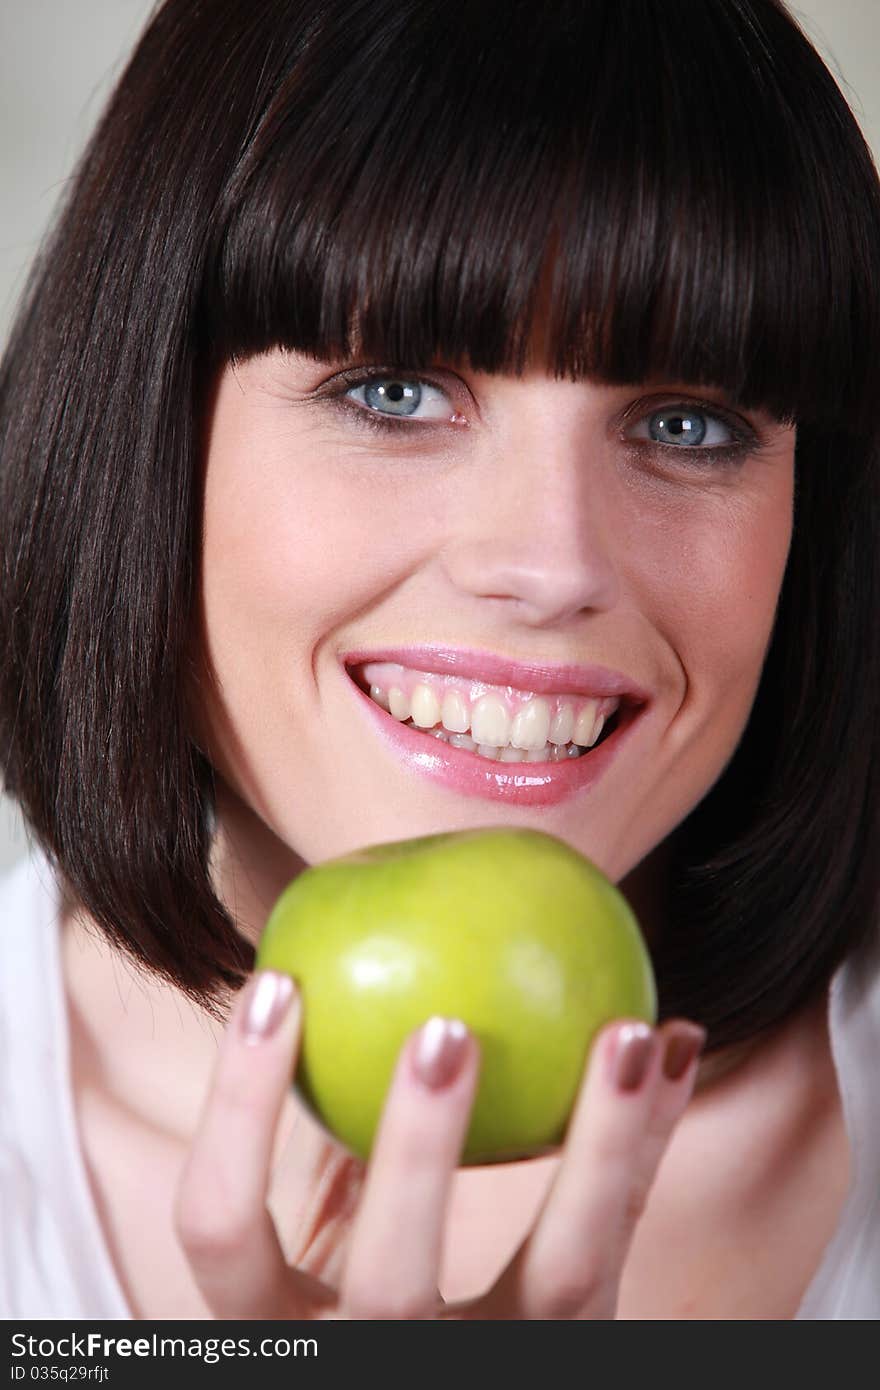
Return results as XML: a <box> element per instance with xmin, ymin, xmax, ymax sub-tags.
<box><xmin>240</xmin><ymin>971</ymin><xmax>296</xmax><ymax>1044</ymax></box>
<box><xmin>411</xmin><ymin>1016</ymin><xmax>470</xmax><ymax>1090</ymax></box>
<box><xmin>663</xmin><ymin>1023</ymin><xmax>707</xmax><ymax>1081</ymax></box>
<box><xmin>609</xmin><ymin>1022</ymin><xmax>656</xmax><ymax>1092</ymax></box>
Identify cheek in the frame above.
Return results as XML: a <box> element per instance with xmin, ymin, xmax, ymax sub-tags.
<box><xmin>597</xmin><ymin>466</ymin><xmax>795</xmax><ymax>875</ymax></box>
<box><xmin>199</xmin><ymin>431</ymin><xmax>406</xmax><ymax>663</ymax></box>
<box><xmin>195</xmin><ymin>413</ymin><xmax>444</xmax><ymax>773</ymax></box>
<box><xmin>628</xmin><ymin>467</ymin><xmax>795</xmax><ymax>725</ymax></box>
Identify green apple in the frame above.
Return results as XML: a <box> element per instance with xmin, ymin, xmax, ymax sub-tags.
<box><xmin>255</xmin><ymin>827</ymin><xmax>656</xmax><ymax>1165</ymax></box>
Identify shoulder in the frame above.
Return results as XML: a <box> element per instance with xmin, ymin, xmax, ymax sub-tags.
<box><xmin>0</xmin><ymin>843</ymin><xmax>61</xmax><ymax>919</ymax></box>
<box><xmin>0</xmin><ymin>846</ymin><xmax>133</xmax><ymax>1318</ymax></box>
<box><xmin>0</xmin><ymin>851</ymin><xmax>61</xmax><ymax>1313</ymax></box>
<box><xmin>0</xmin><ymin>847</ymin><xmax>63</xmax><ymax>988</ymax></box>
<box><xmin>0</xmin><ymin>845</ymin><xmax>66</xmax><ymax>1105</ymax></box>
<box><xmin>830</xmin><ymin>918</ymin><xmax>880</xmax><ymax>1090</ymax></box>
<box><xmin>0</xmin><ymin>846</ymin><xmax>69</xmax><ymax>1147</ymax></box>
<box><xmin>827</xmin><ymin>918</ymin><xmax>880</xmax><ymax>1154</ymax></box>
<box><xmin>796</xmin><ymin>922</ymin><xmax>880</xmax><ymax>1319</ymax></box>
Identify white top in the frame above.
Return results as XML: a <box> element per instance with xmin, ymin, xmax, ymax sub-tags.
<box><xmin>1</xmin><ymin>847</ymin><xmax>879</xmax><ymax>1320</ymax></box>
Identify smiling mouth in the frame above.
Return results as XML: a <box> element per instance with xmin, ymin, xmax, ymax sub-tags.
<box><xmin>346</xmin><ymin>661</ymin><xmax>629</xmax><ymax>766</ymax></box>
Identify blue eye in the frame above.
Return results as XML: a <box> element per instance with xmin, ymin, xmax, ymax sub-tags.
<box><xmin>365</xmin><ymin>380</ymin><xmax>420</xmax><ymax>415</ymax></box>
<box><xmin>650</xmin><ymin>409</ymin><xmax>707</xmax><ymax>445</ymax></box>
<box><xmin>346</xmin><ymin>376</ymin><xmax>452</xmax><ymax>420</ymax></box>
<box><xmin>634</xmin><ymin>407</ymin><xmax>735</xmax><ymax>448</ymax></box>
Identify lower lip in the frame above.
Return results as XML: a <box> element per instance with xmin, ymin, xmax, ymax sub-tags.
<box><xmin>344</xmin><ymin>671</ymin><xmax>644</xmax><ymax>807</ymax></box>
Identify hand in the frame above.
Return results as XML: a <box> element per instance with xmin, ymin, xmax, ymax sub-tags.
<box><xmin>174</xmin><ymin>970</ymin><xmax>705</xmax><ymax>1319</ymax></box>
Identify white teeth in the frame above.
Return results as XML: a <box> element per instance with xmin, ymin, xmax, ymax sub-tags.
<box><xmin>441</xmin><ymin>688</ymin><xmax>470</xmax><ymax>734</ymax></box>
<box><xmin>470</xmin><ymin>695</ymin><xmax>511</xmax><ymax>747</ymax></box>
<box><xmin>499</xmin><ymin>745</ymin><xmax>524</xmax><ymax>762</ymax></box>
<box><xmin>548</xmin><ymin>704</ymin><xmax>575</xmax><ymax>745</ymax></box>
<box><xmin>411</xmin><ymin>682</ymin><xmax>442</xmax><ymax>728</ymax></box>
<box><xmin>388</xmin><ymin>686</ymin><xmax>411</xmax><ymax>721</ymax></box>
<box><xmin>401</xmin><ymin>720</ymin><xmax>590</xmax><ymax>763</ymax></box>
<box><xmin>448</xmin><ymin>731</ymin><xmax>478</xmax><ymax>751</ymax></box>
<box><xmin>494</xmin><ymin>742</ymin><xmax>569</xmax><ymax>763</ymax></box>
<box><xmin>510</xmin><ymin>697</ymin><xmax>552</xmax><ymax>750</ymax></box>
<box><xmin>476</xmin><ymin>743</ymin><xmax>503</xmax><ymax>761</ymax></box>
<box><xmin>369</xmin><ymin>674</ymin><xmax>618</xmax><ymax>756</ymax></box>
<box><xmin>573</xmin><ymin>699</ymin><xmax>600</xmax><ymax>746</ymax></box>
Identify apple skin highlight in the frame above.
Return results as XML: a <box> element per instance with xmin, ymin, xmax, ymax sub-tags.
<box><xmin>255</xmin><ymin>827</ymin><xmax>657</xmax><ymax>1166</ymax></box>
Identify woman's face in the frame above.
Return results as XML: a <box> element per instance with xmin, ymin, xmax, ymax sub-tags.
<box><xmin>191</xmin><ymin>347</ymin><xmax>795</xmax><ymax>934</ymax></box>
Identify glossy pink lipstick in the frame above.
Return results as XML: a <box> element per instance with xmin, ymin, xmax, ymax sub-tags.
<box><xmin>340</xmin><ymin>647</ymin><xmax>649</xmax><ymax>807</ymax></box>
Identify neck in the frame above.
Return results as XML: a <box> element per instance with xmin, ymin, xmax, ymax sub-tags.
<box><xmin>207</xmin><ymin>776</ymin><xmax>310</xmax><ymax>946</ymax></box>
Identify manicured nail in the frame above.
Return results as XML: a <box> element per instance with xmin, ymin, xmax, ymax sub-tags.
<box><xmin>412</xmin><ymin>1016</ymin><xmax>470</xmax><ymax>1090</ymax></box>
<box><xmin>663</xmin><ymin>1023</ymin><xmax>707</xmax><ymax>1081</ymax></box>
<box><xmin>240</xmin><ymin>971</ymin><xmax>296</xmax><ymax>1044</ymax></box>
<box><xmin>609</xmin><ymin>1023</ymin><xmax>656</xmax><ymax>1092</ymax></box>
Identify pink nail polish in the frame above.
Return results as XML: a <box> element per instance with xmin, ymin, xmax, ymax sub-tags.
<box><xmin>609</xmin><ymin>1022</ymin><xmax>656</xmax><ymax>1091</ymax></box>
<box><xmin>411</xmin><ymin>1016</ymin><xmax>470</xmax><ymax>1089</ymax></box>
<box><xmin>240</xmin><ymin>971</ymin><xmax>295</xmax><ymax>1044</ymax></box>
<box><xmin>663</xmin><ymin>1024</ymin><xmax>707</xmax><ymax>1080</ymax></box>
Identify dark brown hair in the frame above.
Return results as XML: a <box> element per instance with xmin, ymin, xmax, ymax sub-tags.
<box><xmin>1</xmin><ymin>0</ymin><xmax>878</xmax><ymax>1045</ymax></box>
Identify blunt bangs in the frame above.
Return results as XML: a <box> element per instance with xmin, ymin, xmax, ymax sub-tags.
<box><xmin>206</xmin><ymin>0</ymin><xmax>880</xmax><ymax>433</ymax></box>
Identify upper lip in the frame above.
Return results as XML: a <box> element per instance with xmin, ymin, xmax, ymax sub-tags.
<box><xmin>342</xmin><ymin>645</ymin><xmax>651</xmax><ymax>704</ymax></box>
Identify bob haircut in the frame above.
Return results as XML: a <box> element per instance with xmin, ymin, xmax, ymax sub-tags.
<box><xmin>1</xmin><ymin>0</ymin><xmax>879</xmax><ymax>1048</ymax></box>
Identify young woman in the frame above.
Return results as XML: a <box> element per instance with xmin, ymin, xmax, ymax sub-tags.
<box><xmin>1</xmin><ymin>0</ymin><xmax>878</xmax><ymax>1320</ymax></box>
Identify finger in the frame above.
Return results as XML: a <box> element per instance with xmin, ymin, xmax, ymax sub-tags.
<box><xmin>269</xmin><ymin>1111</ymin><xmax>366</xmax><ymax>1284</ymax></box>
<box><xmin>638</xmin><ymin>1018</ymin><xmax>708</xmax><ymax>1180</ymax></box>
<box><xmin>486</xmin><ymin>1017</ymin><xmax>704</xmax><ymax>1319</ymax></box>
<box><xmin>173</xmin><ymin>969</ymin><xmax>327</xmax><ymax>1318</ymax></box>
<box><xmin>340</xmin><ymin>1016</ymin><xmax>480</xmax><ymax>1319</ymax></box>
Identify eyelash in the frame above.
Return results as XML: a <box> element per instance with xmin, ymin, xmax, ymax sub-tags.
<box><xmin>314</xmin><ymin>368</ymin><xmax>456</xmax><ymax>437</ymax></box>
<box><xmin>621</xmin><ymin>401</ymin><xmax>761</xmax><ymax>468</ymax></box>
<box><xmin>314</xmin><ymin>368</ymin><xmax>762</xmax><ymax>464</ymax></box>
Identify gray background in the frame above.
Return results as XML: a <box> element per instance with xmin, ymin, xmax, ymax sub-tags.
<box><xmin>1</xmin><ymin>0</ymin><xmax>878</xmax><ymax>871</ymax></box>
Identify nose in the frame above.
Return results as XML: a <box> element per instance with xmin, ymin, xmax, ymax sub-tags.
<box><xmin>439</xmin><ymin>428</ymin><xmax>621</xmax><ymax>628</ymax></box>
